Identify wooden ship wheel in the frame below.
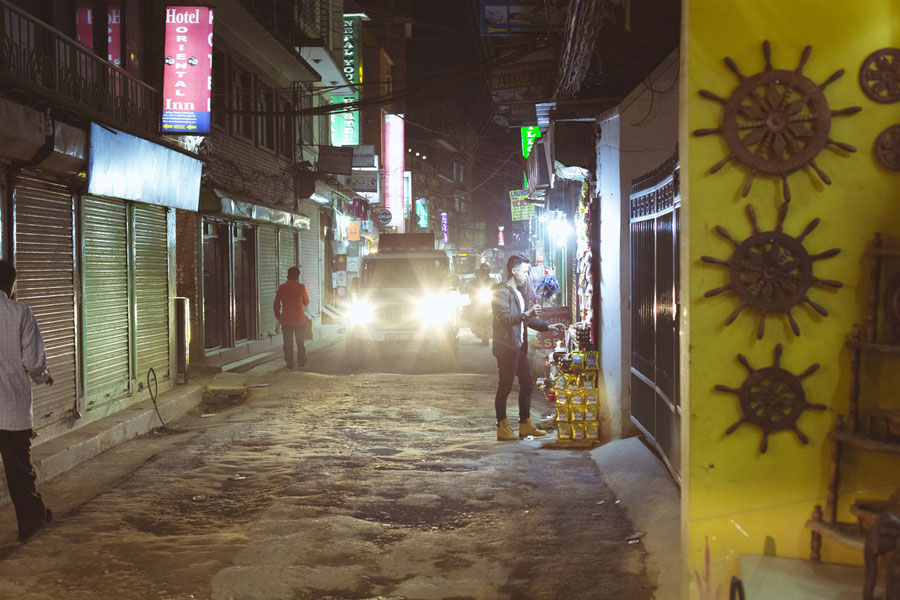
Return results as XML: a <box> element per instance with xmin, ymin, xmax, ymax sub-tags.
<box><xmin>715</xmin><ymin>344</ymin><xmax>825</xmax><ymax>454</ymax></box>
<box><xmin>859</xmin><ymin>48</ymin><xmax>900</xmax><ymax>104</ymax></box>
<box><xmin>875</xmin><ymin>124</ymin><xmax>900</xmax><ymax>171</ymax></box>
<box><xmin>702</xmin><ymin>203</ymin><xmax>842</xmax><ymax>339</ymax></box>
<box><xmin>694</xmin><ymin>41</ymin><xmax>861</xmax><ymax>201</ymax></box>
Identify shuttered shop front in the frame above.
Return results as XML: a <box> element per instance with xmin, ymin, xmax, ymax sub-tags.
<box><xmin>299</xmin><ymin>212</ymin><xmax>320</xmax><ymax>317</ymax></box>
<box><xmin>257</xmin><ymin>226</ymin><xmax>279</xmax><ymax>338</ymax></box>
<box><xmin>133</xmin><ymin>204</ymin><xmax>171</xmax><ymax>388</ymax></box>
<box><xmin>12</xmin><ymin>175</ymin><xmax>78</xmax><ymax>428</ymax></box>
<box><xmin>81</xmin><ymin>196</ymin><xmax>130</xmax><ymax>409</ymax></box>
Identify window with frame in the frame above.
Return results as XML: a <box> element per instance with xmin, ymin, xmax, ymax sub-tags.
<box><xmin>300</xmin><ymin>84</ymin><xmax>313</xmax><ymax>146</ymax></box>
<box><xmin>256</xmin><ymin>84</ymin><xmax>275</xmax><ymax>151</ymax></box>
<box><xmin>212</xmin><ymin>49</ymin><xmax>226</xmax><ymax>128</ymax></box>
<box><xmin>277</xmin><ymin>97</ymin><xmax>295</xmax><ymax>160</ymax></box>
<box><xmin>230</xmin><ymin>63</ymin><xmax>252</xmax><ymax>137</ymax></box>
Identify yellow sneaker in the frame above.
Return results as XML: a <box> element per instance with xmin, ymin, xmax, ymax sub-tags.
<box><xmin>519</xmin><ymin>419</ymin><xmax>548</xmax><ymax>438</ymax></box>
<box><xmin>497</xmin><ymin>418</ymin><xmax>518</xmax><ymax>441</ymax></box>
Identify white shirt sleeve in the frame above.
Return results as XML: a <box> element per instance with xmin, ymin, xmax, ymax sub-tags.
<box><xmin>21</xmin><ymin>306</ymin><xmax>49</xmax><ymax>384</ymax></box>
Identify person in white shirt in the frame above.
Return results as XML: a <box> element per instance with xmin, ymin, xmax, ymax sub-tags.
<box><xmin>0</xmin><ymin>260</ymin><xmax>53</xmax><ymax>542</ymax></box>
<box><xmin>491</xmin><ymin>255</ymin><xmax>566</xmax><ymax>441</ymax></box>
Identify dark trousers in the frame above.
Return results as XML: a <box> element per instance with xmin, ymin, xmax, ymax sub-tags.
<box><xmin>494</xmin><ymin>346</ymin><xmax>534</xmax><ymax>424</ymax></box>
<box><xmin>282</xmin><ymin>323</ymin><xmax>307</xmax><ymax>368</ymax></box>
<box><xmin>0</xmin><ymin>429</ymin><xmax>47</xmax><ymax>538</ymax></box>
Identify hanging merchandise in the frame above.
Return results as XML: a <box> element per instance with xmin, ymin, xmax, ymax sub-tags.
<box><xmin>574</xmin><ymin>181</ymin><xmax>596</xmax><ymax>344</ymax></box>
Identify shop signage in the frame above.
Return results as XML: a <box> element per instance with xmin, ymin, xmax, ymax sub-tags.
<box><xmin>537</xmin><ymin>306</ymin><xmax>571</xmax><ymax>350</ymax></box>
<box><xmin>347</xmin><ymin>221</ymin><xmax>360</xmax><ymax>242</ymax></box>
<box><xmin>162</xmin><ymin>6</ymin><xmax>214</xmax><ymax>134</ymax></box>
<box><xmin>350</xmin><ymin>170</ymin><xmax>378</xmax><ymax>193</ymax></box>
<box><xmin>330</xmin><ymin>16</ymin><xmax>362</xmax><ymax>146</ymax></box>
<box><xmin>498</xmin><ymin>225</ymin><xmax>505</xmax><ymax>246</ymax></box>
<box><xmin>490</xmin><ymin>59</ymin><xmax>556</xmax><ymax>126</ymax></box>
<box><xmin>351</xmin><ymin>145</ymin><xmax>376</xmax><ymax>168</ymax></box>
<box><xmin>521</xmin><ymin>126</ymin><xmax>541</xmax><ymax>159</ymax></box>
<box><xmin>75</xmin><ymin>1</ymin><xmax>122</xmax><ymax>66</ymax></box>
<box><xmin>384</xmin><ymin>114</ymin><xmax>405</xmax><ymax>229</ymax></box>
<box><xmin>376</xmin><ymin>209</ymin><xmax>393</xmax><ymax>226</ymax></box>
<box><xmin>317</xmin><ymin>145</ymin><xmax>354</xmax><ymax>175</ymax></box>
<box><xmin>509</xmin><ymin>189</ymin><xmax>534</xmax><ymax>221</ymax></box>
<box><xmin>415</xmin><ymin>198</ymin><xmax>429</xmax><ymax>229</ymax></box>
<box><xmin>440</xmin><ymin>212</ymin><xmax>449</xmax><ymax>244</ymax></box>
<box><xmin>481</xmin><ymin>1</ymin><xmax>549</xmax><ymax>36</ymax></box>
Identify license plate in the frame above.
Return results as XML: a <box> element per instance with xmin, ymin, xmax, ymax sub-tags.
<box><xmin>385</xmin><ymin>332</ymin><xmax>413</xmax><ymax>341</ymax></box>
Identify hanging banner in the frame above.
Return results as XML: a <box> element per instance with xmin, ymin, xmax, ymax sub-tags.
<box><xmin>162</xmin><ymin>6</ymin><xmax>214</xmax><ymax>134</ymax></box>
<box><xmin>347</xmin><ymin>221</ymin><xmax>360</xmax><ymax>242</ymax></box>
<box><xmin>509</xmin><ymin>189</ymin><xmax>534</xmax><ymax>221</ymax></box>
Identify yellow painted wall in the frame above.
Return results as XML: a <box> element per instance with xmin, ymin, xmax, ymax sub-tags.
<box><xmin>684</xmin><ymin>1</ymin><xmax>900</xmax><ymax>596</ymax></box>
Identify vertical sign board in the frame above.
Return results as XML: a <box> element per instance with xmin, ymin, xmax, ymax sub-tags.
<box><xmin>384</xmin><ymin>114</ymin><xmax>405</xmax><ymax>230</ymax></box>
<box><xmin>415</xmin><ymin>198</ymin><xmax>429</xmax><ymax>229</ymax></box>
<box><xmin>509</xmin><ymin>189</ymin><xmax>534</xmax><ymax>220</ymax></box>
<box><xmin>162</xmin><ymin>7</ymin><xmax>214</xmax><ymax>134</ymax></box>
<box><xmin>75</xmin><ymin>1</ymin><xmax>122</xmax><ymax>66</ymax></box>
<box><xmin>330</xmin><ymin>16</ymin><xmax>361</xmax><ymax>146</ymax></box>
<box><xmin>440</xmin><ymin>212</ymin><xmax>449</xmax><ymax>244</ymax></box>
<box><xmin>521</xmin><ymin>126</ymin><xmax>541</xmax><ymax>159</ymax></box>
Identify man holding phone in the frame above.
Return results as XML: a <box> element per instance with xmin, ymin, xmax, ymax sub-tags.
<box><xmin>491</xmin><ymin>255</ymin><xmax>566</xmax><ymax>441</ymax></box>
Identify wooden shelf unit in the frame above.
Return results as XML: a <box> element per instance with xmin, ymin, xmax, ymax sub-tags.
<box><xmin>806</xmin><ymin>232</ymin><xmax>900</xmax><ymax>561</ymax></box>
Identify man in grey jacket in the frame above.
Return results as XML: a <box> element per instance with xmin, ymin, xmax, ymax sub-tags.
<box><xmin>491</xmin><ymin>255</ymin><xmax>565</xmax><ymax>441</ymax></box>
<box><xmin>0</xmin><ymin>260</ymin><xmax>53</xmax><ymax>542</ymax></box>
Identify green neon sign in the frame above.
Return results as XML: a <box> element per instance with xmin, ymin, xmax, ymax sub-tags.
<box><xmin>415</xmin><ymin>198</ymin><xmax>429</xmax><ymax>229</ymax></box>
<box><xmin>521</xmin><ymin>126</ymin><xmax>541</xmax><ymax>159</ymax></box>
<box><xmin>330</xmin><ymin>16</ymin><xmax>361</xmax><ymax>146</ymax></box>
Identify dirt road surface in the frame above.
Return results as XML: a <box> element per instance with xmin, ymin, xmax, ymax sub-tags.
<box><xmin>0</xmin><ymin>333</ymin><xmax>656</xmax><ymax>600</ymax></box>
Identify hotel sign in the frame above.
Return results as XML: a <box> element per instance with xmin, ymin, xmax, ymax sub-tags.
<box><xmin>162</xmin><ymin>7</ymin><xmax>214</xmax><ymax>134</ymax></box>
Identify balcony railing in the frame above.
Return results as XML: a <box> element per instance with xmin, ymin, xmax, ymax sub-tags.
<box><xmin>0</xmin><ymin>0</ymin><xmax>159</xmax><ymax>136</ymax></box>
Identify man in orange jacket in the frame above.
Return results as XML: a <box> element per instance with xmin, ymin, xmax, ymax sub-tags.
<box><xmin>274</xmin><ymin>266</ymin><xmax>310</xmax><ymax>370</ymax></box>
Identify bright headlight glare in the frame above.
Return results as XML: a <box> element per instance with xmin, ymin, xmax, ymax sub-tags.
<box><xmin>348</xmin><ymin>300</ymin><xmax>374</xmax><ymax>324</ymax></box>
<box><xmin>477</xmin><ymin>288</ymin><xmax>492</xmax><ymax>304</ymax></box>
<box><xmin>418</xmin><ymin>296</ymin><xmax>452</xmax><ymax>325</ymax></box>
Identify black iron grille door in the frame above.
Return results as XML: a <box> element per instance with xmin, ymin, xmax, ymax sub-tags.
<box><xmin>630</xmin><ymin>155</ymin><xmax>681</xmax><ymax>482</ymax></box>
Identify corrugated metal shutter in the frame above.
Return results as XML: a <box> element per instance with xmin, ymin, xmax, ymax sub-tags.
<box><xmin>258</xmin><ymin>226</ymin><xmax>279</xmax><ymax>337</ymax></box>
<box><xmin>134</xmin><ymin>204</ymin><xmax>170</xmax><ymax>386</ymax></box>
<box><xmin>277</xmin><ymin>229</ymin><xmax>295</xmax><ymax>283</ymax></box>
<box><xmin>12</xmin><ymin>175</ymin><xmax>77</xmax><ymax>428</ymax></box>
<box><xmin>299</xmin><ymin>213</ymin><xmax>320</xmax><ymax>317</ymax></box>
<box><xmin>81</xmin><ymin>196</ymin><xmax>130</xmax><ymax>409</ymax></box>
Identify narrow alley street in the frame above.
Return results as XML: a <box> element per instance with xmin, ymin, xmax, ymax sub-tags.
<box><xmin>0</xmin><ymin>336</ymin><xmax>656</xmax><ymax>600</ymax></box>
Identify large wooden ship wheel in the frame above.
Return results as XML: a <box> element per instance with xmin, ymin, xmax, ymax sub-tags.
<box><xmin>715</xmin><ymin>345</ymin><xmax>825</xmax><ymax>454</ymax></box>
<box><xmin>694</xmin><ymin>41</ymin><xmax>861</xmax><ymax>201</ymax></box>
<box><xmin>702</xmin><ymin>203</ymin><xmax>842</xmax><ymax>339</ymax></box>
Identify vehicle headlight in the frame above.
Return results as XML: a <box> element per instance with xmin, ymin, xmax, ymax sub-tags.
<box><xmin>477</xmin><ymin>288</ymin><xmax>492</xmax><ymax>304</ymax></box>
<box><xmin>418</xmin><ymin>295</ymin><xmax>454</xmax><ymax>326</ymax></box>
<box><xmin>347</xmin><ymin>300</ymin><xmax>374</xmax><ymax>324</ymax></box>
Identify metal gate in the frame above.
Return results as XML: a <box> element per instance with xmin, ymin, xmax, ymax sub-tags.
<box><xmin>12</xmin><ymin>174</ymin><xmax>78</xmax><ymax>429</ymax></box>
<box><xmin>257</xmin><ymin>226</ymin><xmax>279</xmax><ymax>338</ymax></box>
<box><xmin>133</xmin><ymin>203</ymin><xmax>171</xmax><ymax>387</ymax></box>
<box><xmin>81</xmin><ymin>196</ymin><xmax>130</xmax><ymax>410</ymax></box>
<box><xmin>630</xmin><ymin>156</ymin><xmax>681</xmax><ymax>482</ymax></box>
<box><xmin>299</xmin><ymin>213</ymin><xmax>319</xmax><ymax>316</ymax></box>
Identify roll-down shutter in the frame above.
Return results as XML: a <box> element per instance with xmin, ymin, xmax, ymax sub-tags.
<box><xmin>134</xmin><ymin>204</ymin><xmax>170</xmax><ymax>386</ymax></box>
<box><xmin>278</xmin><ymin>229</ymin><xmax>296</xmax><ymax>283</ymax></box>
<box><xmin>257</xmin><ymin>227</ymin><xmax>278</xmax><ymax>337</ymax></box>
<box><xmin>299</xmin><ymin>213</ymin><xmax>319</xmax><ymax>317</ymax></box>
<box><xmin>82</xmin><ymin>196</ymin><xmax>130</xmax><ymax>409</ymax></box>
<box><xmin>12</xmin><ymin>175</ymin><xmax>77</xmax><ymax>428</ymax></box>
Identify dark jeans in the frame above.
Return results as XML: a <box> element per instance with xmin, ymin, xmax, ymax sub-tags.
<box><xmin>0</xmin><ymin>429</ymin><xmax>47</xmax><ymax>539</ymax></box>
<box><xmin>494</xmin><ymin>346</ymin><xmax>533</xmax><ymax>424</ymax></box>
<box><xmin>282</xmin><ymin>323</ymin><xmax>307</xmax><ymax>368</ymax></box>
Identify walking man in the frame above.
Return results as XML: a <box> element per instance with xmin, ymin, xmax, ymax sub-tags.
<box><xmin>274</xmin><ymin>266</ymin><xmax>310</xmax><ymax>370</ymax></box>
<box><xmin>0</xmin><ymin>260</ymin><xmax>54</xmax><ymax>542</ymax></box>
<box><xmin>492</xmin><ymin>255</ymin><xmax>566</xmax><ymax>441</ymax></box>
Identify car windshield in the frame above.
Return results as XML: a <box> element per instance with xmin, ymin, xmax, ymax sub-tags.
<box><xmin>453</xmin><ymin>254</ymin><xmax>477</xmax><ymax>275</ymax></box>
<box><xmin>363</xmin><ymin>257</ymin><xmax>450</xmax><ymax>288</ymax></box>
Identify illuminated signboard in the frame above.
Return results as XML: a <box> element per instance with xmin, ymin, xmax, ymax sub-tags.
<box><xmin>415</xmin><ymin>198</ymin><xmax>429</xmax><ymax>229</ymax></box>
<box><xmin>404</xmin><ymin>171</ymin><xmax>412</xmax><ymax>218</ymax></box>
<box><xmin>509</xmin><ymin>189</ymin><xmax>534</xmax><ymax>221</ymax></box>
<box><xmin>330</xmin><ymin>16</ymin><xmax>362</xmax><ymax>146</ymax></box>
<box><xmin>75</xmin><ymin>1</ymin><xmax>122</xmax><ymax>66</ymax></box>
<box><xmin>162</xmin><ymin>6</ymin><xmax>214</xmax><ymax>134</ymax></box>
<box><xmin>521</xmin><ymin>125</ymin><xmax>541</xmax><ymax>158</ymax></box>
<box><xmin>440</xmin><ymin>212</ymin><xmax>449</xmax><ymax>244</ymax></box>
<box><xmin>384</xmin><ymin>114</ymin><xmax>405</xmax><ymax>230</ymax></box>
<box><xmin>498</xmin><ymin>225</ymin><xmax>505</xmax><ymax>246</ymax></box>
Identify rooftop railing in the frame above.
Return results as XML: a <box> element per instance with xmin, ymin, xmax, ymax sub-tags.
<box><xmin>0</xmin><ymin>0</ymin><xmax>159</xmax><ymax>136</ymax></box>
